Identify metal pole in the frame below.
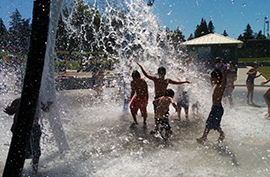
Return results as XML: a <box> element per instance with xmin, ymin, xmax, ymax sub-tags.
<box><xmin>2</xmin><ymin>0</ymin><xmax>50</xmax><ymax>176</ymax></box>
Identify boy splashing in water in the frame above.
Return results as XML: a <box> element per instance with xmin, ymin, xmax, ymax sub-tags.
<box><xmin>152</xmin><ymin>89</ymin><xmax>177</xmax><ymax>141</ymax></box>
<box><xmin>197</xmin><ymin>67</ymin><xmax>227</xmax><ymax>143</ymax></box>
<box><xmin>126</xmin><ymin>70</ymin><xmax>149</xmax><ymax>128</ymax></box>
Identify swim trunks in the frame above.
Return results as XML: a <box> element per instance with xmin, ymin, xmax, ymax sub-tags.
<box><xmin>206</xmin><ymin>105</ymin><xmax>224</xmax><ymax>130</ymax></box>
<box><xmin>154</xmin><ymin>115</ymin><xmax>171</xmax><ymax>130</ymax></box>
<box><xmin>130</xmin><ymin>95</ymin><xmax>148</xmax><ymax>118</ymax></box>
<box><xmin>177</xmin><ymin>91</ymin><xmax>189</xmax><ymax>109</ymax></box>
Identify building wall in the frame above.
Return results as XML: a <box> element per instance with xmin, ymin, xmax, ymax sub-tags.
<box><xmin>187</xmin><ymin>44</ymin><xmax>238</xmax><ymax>68</ymax></box>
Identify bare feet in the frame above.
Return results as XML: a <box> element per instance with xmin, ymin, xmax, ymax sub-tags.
<box><xmin>143</xmin><ymin>122</ymin><xmax>147</xmax><ymax>129</ymax></box>
<box><xmin>264</xmin><ymin>113</ymin><xmax>270</xmax><ymax>118</ymax></box>
<box><xmin>196</xmin><ymin>137</ymin><xmax>206</xmax><ymax>144</ymax></box>
<box><xmin>130</xmin><ymin>122</ymin><xmax>138</xmax><ymax>128</ymax></box>
<box><xmin>174</xmin><ymin>117</ymin><xmax>181</xmax><ymax>121</ymax></box>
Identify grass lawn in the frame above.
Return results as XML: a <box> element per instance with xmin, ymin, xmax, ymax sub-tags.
<box><xmin>258</xmin><ymin>66</ymin><xmax>270</xmax><ymax>80</ymax></box>
<box><xmin>238</xmin><ymin>57</ymin><xmax>270</xmax><ymax>62</ymax></box>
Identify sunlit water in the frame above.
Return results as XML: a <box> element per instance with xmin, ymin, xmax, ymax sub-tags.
<box><xmin>1</xmin><ymin>0</ymin><xmax>270</xmax><ymax>176</ymax></box>
<box><xmin>1</xmin><ymin>83</ymin><xmax>270</xmax><ymax>177</ymax></box>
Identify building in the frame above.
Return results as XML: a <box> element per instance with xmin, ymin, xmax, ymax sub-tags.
<box><xmin>181</xmin><ymin>33</ymin><xmax>243</xmax><ymax>67</ymax></box>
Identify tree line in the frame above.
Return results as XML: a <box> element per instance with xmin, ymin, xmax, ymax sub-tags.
<box><xmin>0</xmin><ymin>1</ymin><xmax>269</xmax><ymax>59</ymax></box>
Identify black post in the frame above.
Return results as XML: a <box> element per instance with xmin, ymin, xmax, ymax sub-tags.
<box><xmin>2</xmin><ymin>0</ymin><xmax>50</xmax><ymax>176</ymax></box>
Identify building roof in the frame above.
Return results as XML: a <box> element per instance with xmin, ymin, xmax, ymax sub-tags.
<box><xmin>181</xmin><ymin>33</ymin><xmax>243</xmax><ymax>48</ymax></box>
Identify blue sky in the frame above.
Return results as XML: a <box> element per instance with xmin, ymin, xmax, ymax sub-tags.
<box><xmin>1</xmin><ymin>0</ymin><xmax>269</xmax><ymax>39</ymax></box>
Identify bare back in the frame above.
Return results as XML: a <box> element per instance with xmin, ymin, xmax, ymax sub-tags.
<box><xmin>152</xmin><ymin>77</ymin><xmax>169</xmax><ymax>97</ymax></box>
<box><xmin>154</xmin><ymin>96</ymin><xmax>174</xmax><ymax>117</ymax></box>
<box><xmin>130</xmin><ymin>78</ymin><xmax>148</xmax><ymax>98</ymax></box>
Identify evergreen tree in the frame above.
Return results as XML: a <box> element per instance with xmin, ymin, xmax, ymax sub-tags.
<box><xmin>256</xmin><ymin>30</ymin><xmax>266</xmax><ymax>39</ymax></box>
<box><xmin>208</xmin><ymin>21</ymin><xmax>215</xmax><ymax>33</ymax></box>
<box><xmin>8</xmin><ymin>9</ymin><xmax>22</xmax><ymax>47</ymax></box>
<box><xmin>201</xmin><ymin>18</ymin><xmax>208</xmax><ymax>35</ymax></box>
<box><xmin>237</xmin><ymin>34</ymin><xmax>243</xmax><ymax>40</ymax></box>
<box><xmin>243</xmin><ymin>23</ymin><xmax>254</xmax><ymax>40</ymax></box>
<box><xmin>194</xmin><ymin>18</ymin><xmax>209</xmax><ymax>38</ymax></box>
<box><xmin>0</xmin><ymin>18</ymin><xmax>8</xmax><ymax>36</ymax></box>
<box><xmin>20</xmin><ymin>19</ymin><xmax>31</xmax><ymax>49</ymax></box>
<box><xmin>194</xmin><ymin>25</ymin><xmax>202</xmax><ymax>38</ymax></box>
<box><xmin>55</xmin><ymin>12</ymin><xmax>68</xmax><ymax>51</ymax></box>
<box><xmin>172</xmin><ymin>27</ymin><xmax>185</xmax><ymax>42</ymax></box>
<box><xmin>222</xmin><ymin>30</ymin><xmax>228</xmax><ymax>37</ymax></box>
<box><xmin>0</xmin><ymin>18</ymin><xmax>9</xmax><ymax>46</ymax></box>
<box><xmin>187</xmin><ymin>33</ymin><xmax>194</xmax><ymax>40</ymax></box>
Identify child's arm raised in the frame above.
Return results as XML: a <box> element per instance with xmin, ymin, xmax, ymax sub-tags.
<box><xmin>137</xmin><ymin>62</ymin><xmax>155</xmax><ymax>80</ymax></box>
<box><xmin>168</xmin><ymin>79</ymin><xmax>192</xmax><ymax>85</ymax></box>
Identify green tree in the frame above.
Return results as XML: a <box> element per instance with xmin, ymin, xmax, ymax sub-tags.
<box><xmin>20</xmin><ymin>19</ymin><xmax>31</xmax><ymax>48</ymax></box>
<box><xmin>242</xmin><ymin>23</ymin><xmax>254</xmax><ymax>40</ymax></box>
<box><xmin>173</xmin><ymin>27</ymin><xmax>185</xmax><ymax>42</ymax></box>
<box><xmin>0</xmin><ymin>18</ymin><xmax>8</xmax><ymax>36</ymax></box>
<box><xmin>208</xmin><ymin>21</ymin><xmax>215</xmax><ymax>33</ymax></box>
<box><xmin>237</xmin><ymin>34</ymin><xmax>243</xmax><ymax>40</ymax></box>
<box><xmin>55</xmin><ymin>12</ymin><xmax>68</xmax><ymax>51</ymax></box>
<box><xmin>256</xmin><ymin>30</ymin><xmax>266</xmax><ymax>39</ymax></box>
<box><xmin>8</xmin><ymin>9</ymin><xmax>31</xmax><ymax>50</ymax></box>
<box><xmin>0</xmin><ymin>18</ymin><xmax>9</xmax><ymax>46</ymax></box>
<box><xmin>187</xmin><ymin>33</ymin><xmax>194</xmax><ymax>40</ymax></box>
<box><xmin>222</xmin><ymin>30</ymin><xmax>228</xmax><ymax>37</ymax></box>
<box><xmin>194</xmin><ymin>18</ymin><xmax>208</xmax><ymax>38</ymax></box>
<box><xmin>8</xmin><ymin>9</ymin><xmax>22</xmax><ymax>47</ymax></box>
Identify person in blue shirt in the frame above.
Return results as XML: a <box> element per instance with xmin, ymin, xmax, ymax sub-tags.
<box><xmin>214</xmin><ymin>57</ymin><xmax>229</xmax><ymax>104</ymax></box>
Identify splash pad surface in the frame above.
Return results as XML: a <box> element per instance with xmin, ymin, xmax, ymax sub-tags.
<box><xmin>1</xmin><ymin>0</ymin><xmax>270</xmax><ymax>176</ymax></box>
<box><xmin>1</xmin><ymin>85</ymin><xmax>270</xmax><ymax>176</ymax></box>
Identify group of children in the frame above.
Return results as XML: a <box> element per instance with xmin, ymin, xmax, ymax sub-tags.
<box><xmin>127</xmin><ymin>61</ymin><xmax>228</xmax><ymax>143</ymax></box>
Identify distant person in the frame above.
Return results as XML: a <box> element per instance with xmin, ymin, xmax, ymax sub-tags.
<box><xmin>175</xmin><ymin>68</ymin><xmax>190</xmax><ymax>121</ymax></box>
<box><xmin>4</xmin><ymin>98</ymin><xmax>52</xmax><ymax>174</ymax></box>
<box><xmin>186</xmin><ymin>56</ymin><xmax>193</xmax><ymax>71</ymax></box>
<box><xmin>126</xmin><ymin>70</ymin><xmax>149</xmax><ymax>128</ymax></box>
<box><xmin>152</xmin><ymin>89</ymin><xmax>177</xmax><ymax>142</ymax></box>
<box><xmin>136</xmin><ymin>62</ymin><xmax>191</xmax><ymax>113</ymax></box>
<box><xmin>246</xmin><ymin>61</ymin><xmax>262</xmax><ymax>105</ymax></box>
<box><xmin>214</xmin><ymin>57</ymin><xmax>229</xmax><ymax>104</ymax></box>
<box><xmin>192</xmin><ymin>101</ymin><xmax>200</xmax><ymax>117</ymax></box>
<box><xmin>261</xmin><ymin>78</ymin><xmax>270</xmax><ymax>118</ymax></box>
<box><xmin>197</xmin><ymin>67</ymin><xmax>227</xmax><ymax>143</ymax></box>
<box><xmin>93</xmin><ymin>65</ymin><xmax>105</xmax><ymax>95</ymax></box>
<box><xmin>227</xmin><ymin>67</ymin><xmax>236</xmax><ymax>106</ymax></box>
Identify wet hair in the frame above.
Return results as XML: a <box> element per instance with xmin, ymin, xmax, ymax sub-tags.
<box><xmin>215</xmin><ymin>57</ymin><xmax>222</xmax><ymax>64</ymax></box>
<box><xmin>158</xmin><ymin>67</ymin><xmax>166</xmax><ymax>76</ymax></box>
<box><xmin>132</xmin><ymin>70</ymin><xmax>140</xmax><ymax>78</ymax></box>
<box><xmin>211</xmin><ymin>69</ymin><xmax>223</xmax><ymax>80</ymax></box>
<box><xmin>252</xmin><ymin>61</ymin><xmax>259</xmax><ymax>67</ymax></box>
<box><xmin>164</xmin><ymin>89</ymin><xmax>175</xmax><ymax>98</ymax></box>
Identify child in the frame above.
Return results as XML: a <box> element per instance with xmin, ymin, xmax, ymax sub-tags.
<box><xmin>192</xmin><ymin>101</ymin><xmax>200</xmax><ymax>117</ymax></box>
<box><xmin>261</xmin><ymin>78</ymin><xmax>270</xmax><ymax>118</ymax></box>
<box><xmin>227</xmin><ymin>69</ymin><xmax>236</xmax><ymax>106</ymax></box>
<box><xmin>175</xmin><ymin>67</ymin><xmax>190</xmax><ymax>121</ymax></box>
<box><xmin>176</xmin><ymin>90</ymin><xmax>190</xmax><ymax>121</ymax></box>
<box><xmin>4</xmin><ymin>98</ymin><xmax>52</xmax><ymax>174</ymax></box>
<box><xmin>126</xmin><ymin>70</ymin><xmax>149</xmax><ymax>128</ymax></box>
<box><xmin>152</xmin><ymin>89</ymin><xmax>178</xmax><ymax>141</ymax></box>
<box><xmin>196</xmin><ymin>67</ymin><xmax>227</xmax><ymax>143</ymax></box>
<box><xmin>246</xmin><ymin>61</ymin><xmax>262</xmax><ymax>105</ymax></box>
<box><xmin>137</xmin><ymin>62</ymin><xmax>191</xmax><ymax>112</ymax></box>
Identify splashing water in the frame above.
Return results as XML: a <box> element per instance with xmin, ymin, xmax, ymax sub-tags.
<box><xmin>1</xmin><ymin>0</ymin><xmax>270</xmax><ymax>176</ymax></box>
